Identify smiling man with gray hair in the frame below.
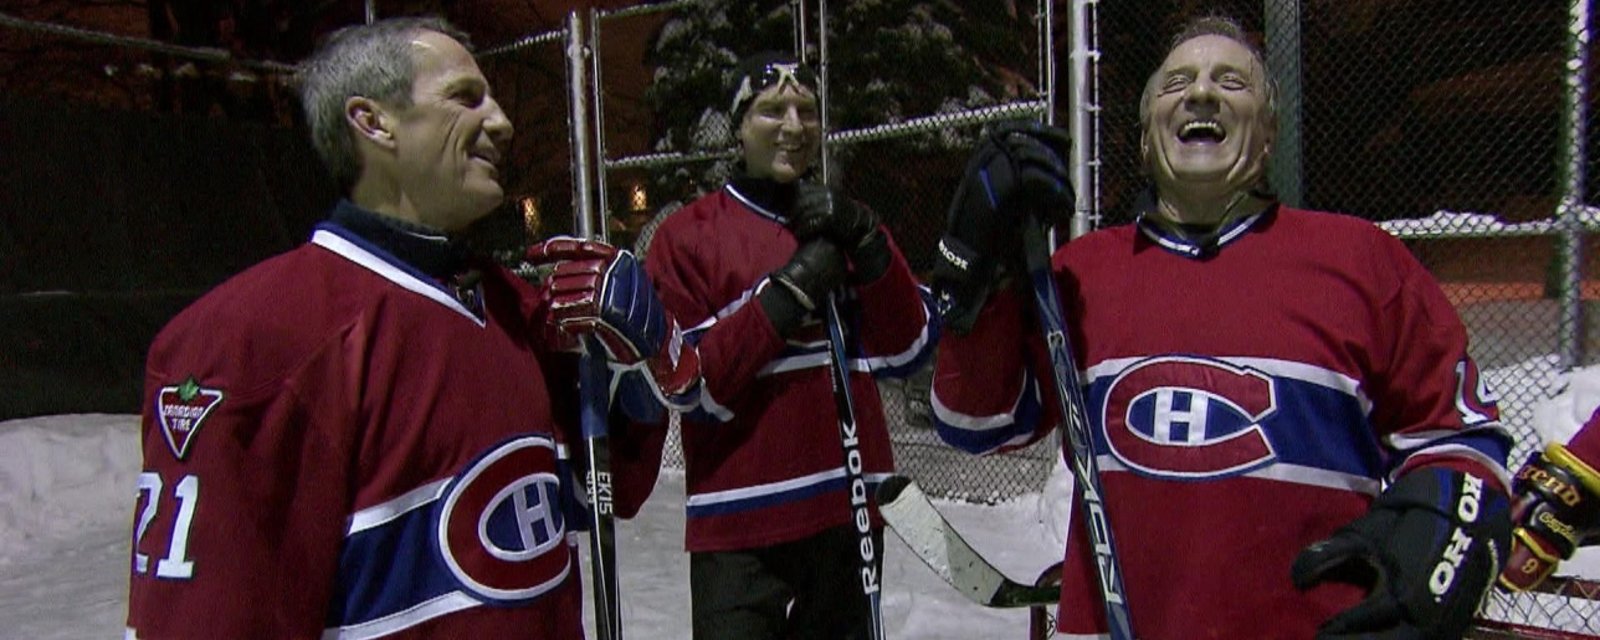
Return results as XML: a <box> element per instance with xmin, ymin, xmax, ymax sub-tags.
<box><xmin>123</xmin><ymin>16</ymin><xmax>692</xmax><ymax>639</ymax></box>
<box><xmin>929</xmin><ymin>14</ymin><xmax>1512</xmax><ymax>639</ymax></box>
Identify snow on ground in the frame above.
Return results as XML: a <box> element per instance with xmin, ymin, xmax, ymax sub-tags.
<box><xmin>1377</xmin><ymin>206</ymin><xmax>1600</xmax><ymax>239</ymax></box>
<box><xmin>10</xmin><ymin>356</ymin><xmax>1600</xmax><ymax>638</ymax></box>
<box><xmin>0</xmin><ymin>414</ymin><xmax>1058</xmax><ymax>640</ymax></box>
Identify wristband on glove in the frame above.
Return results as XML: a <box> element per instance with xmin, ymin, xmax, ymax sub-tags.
<box><xmin>525</xmin><ymin>236</ymin><xmax>702</xmax><ymax>404</ymax></box>
<box><xmin>1499</xmin><ymin>442</ymin><xmax>1600</xmax><ymax>591</ymax></box>
<box><xmin>1292</xmin><ymin>468</ymin><xmax>1511</xmax><ymax>639</ymax></box>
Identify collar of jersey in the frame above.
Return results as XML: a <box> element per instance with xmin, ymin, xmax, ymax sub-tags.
<box><xmin>1135</xmin><ymin>206</ymin><xmax>1271</xmax><ymax>259</ymax></box>
<box><xmin>725</xmin><ymin>178</ymin><xmax>794</xmax><ymax>224</ymax></box>
<box><xmin>309</xmin><ymin>220</ymin><xmax>487</xmax><ymax>326</ymax></box>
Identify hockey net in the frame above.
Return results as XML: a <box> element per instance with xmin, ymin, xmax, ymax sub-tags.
<box><xmin>1026</xmin><ymin>568</ymin><xmax>1600</xmax><ymax>638</ymax></box>
<box><xmin>1471</xmin><ymin>577</ymin><xmax>1600</xmax><ymax>639</ymax></box>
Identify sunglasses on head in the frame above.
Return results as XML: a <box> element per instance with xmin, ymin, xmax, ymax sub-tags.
<box><xmin>730</xmin><ymin>61</ymin><xmax>819</xmax><ymax>115</ymax></box>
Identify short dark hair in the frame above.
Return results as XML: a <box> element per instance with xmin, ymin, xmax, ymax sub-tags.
<box><xmin>296</xmin><ymin>16</ymin><xmax>473</xmax><ymax>190</ymax></box>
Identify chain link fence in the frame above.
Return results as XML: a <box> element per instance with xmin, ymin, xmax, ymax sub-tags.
<box><xmin>10</xmin><ymin>0</ymin><xmax>1600</xmax><ymax>632</ymax></box>
<box><xmin>1096</xmin><ymin>1</ymin><xmax>1598</xmax><ymax>636</ymax></box>
<box><xmin>1099</xmin><ymin>0</ymin><xmax>1594</xmax><ymax>461</ymax></box>
<box><xmin>592</xmin><ymin>0</ymin><xmax>1061</xmax><ymax>503</ymax></box>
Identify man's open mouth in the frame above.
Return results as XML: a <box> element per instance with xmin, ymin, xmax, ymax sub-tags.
<box><xmin>1177</xmin><ymin>120</ymin><xmax>1226</xmax><ymax>144</ymax></box>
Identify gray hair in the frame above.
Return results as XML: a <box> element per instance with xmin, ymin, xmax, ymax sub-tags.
<box><xmin>296</xmin><ymin>16</ymin><xmax>473</xmax><ymax>190</ymax></box>
<box><xmin>1137</xmin><ymin>16</ymin><xmax>1279</xmax><ymax>133</ymax></box>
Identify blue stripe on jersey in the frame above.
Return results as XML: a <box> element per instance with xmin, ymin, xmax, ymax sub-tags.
<box><xmin>679</xmin><ymin>286</ymin><xmax>932</xmax><ymax>425</ymax></box>
<box><xmin>326</xmin><ymin>437</ymin><xmax>585</xmax><ymax>632</ymax></box>
<box><xmin>933</xmin><ymin>374</ymin><xmax>1044</xmax><ymax>455</ymax></box>
<box><xmin>685</xmin><ymin>473</ymin><xmax>887</xmax><ymax>519</ymax></box>
<box><xmin>865</xmin><ymin>284</ymin><xmax>939</xmax><ymax>380</ymax></box>
<box><xmin>687</xmin><ymin>475</ymin><xmax>847</xmax><ymax>518</ymax></box>
<box><xmin>326</xmin><ymin>500</ymin><xmax>458</xmax><ymax>628</ymax></box>
<box><xmin>1084</xmin><ymin>361</ymin><xmax>1383</xmax><ymax>482</ymax></box>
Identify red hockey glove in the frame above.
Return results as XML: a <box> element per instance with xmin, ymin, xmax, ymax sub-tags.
<box><xmin>525</xmin><ymin>236</ymin><xmax>700</xmax><ymax>397</ymax></box>
<box><xmin>1292</xmin><ymin>468</ymin><xmax>1511</xmax><ymax>639</ymax></box>
<box><xmin>1499</xmin><ymin>443</ymin><xmax>1600</xmax><ymax>591</ymax></box>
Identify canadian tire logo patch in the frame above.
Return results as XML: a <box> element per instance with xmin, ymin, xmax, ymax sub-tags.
<box><xmin>156</xmin><ymin>377</ymin><xmax>223</xmax><ymax>461</ymax></box>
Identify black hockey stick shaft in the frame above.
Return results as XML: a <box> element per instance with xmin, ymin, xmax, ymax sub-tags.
<box><xmin>822</xmin><ymin>293</ymin><xmax>887</xmax><ymax>640</ymax></box>
<box><xmin>1021</xmin><ymin>221</ymin><xmax>1135</xmax><ymax>640</ymax></box>
<box><xmin>579</xmin><ymin>348</ymin><xmax>622</xmax><ymax>640</ymax></box>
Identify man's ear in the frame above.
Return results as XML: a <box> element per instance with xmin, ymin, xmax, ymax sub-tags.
<box><xmin>1138</xmin><ymin>131</ymin><xmax>1152</xmax><ymax>174</ymax></box>
<box><xmin>346</xmin><ymin>96</ymin><xmax>395</xmax><ymax>149</ymax></box>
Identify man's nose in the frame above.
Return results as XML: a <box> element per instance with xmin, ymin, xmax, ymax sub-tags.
<box><xmin>484</xmin><ymin>96</ymin><xmax>515</xmax><ymax>143</ymax></box>
<box><xmin>1183</xmin><ymin>78</ymin><xmax>1218</xmax><ymax>105</ymax></box>
<box><xmin>778</xmin><ymin>107</ymin><xmax>804</xmax><ymax>132</ymax></box>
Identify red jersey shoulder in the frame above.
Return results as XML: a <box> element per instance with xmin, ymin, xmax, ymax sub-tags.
<box><xmin>1276</xmin><ymin>206</ymin><xmax>1416</xmax><ymax>269</ymax></box>
<box><xmin>151</xmin><ymin>245</ymin><xmax>376</xmax><ymax>366</ymax></box>
<box><xmin>143</xmin><ymin>244</ymin><xmax>379</xmax><ymax>462</ymax></box>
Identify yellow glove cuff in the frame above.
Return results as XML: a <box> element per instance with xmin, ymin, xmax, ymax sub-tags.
<box><xmin>1513</xmin><ymin>527</ymin><xmax>1565</xmax><ymax>564</ymax></box>
<box><xmin>1545</xmin><ymin>442</ymin><xmax>1600</xmax><ymax>497</ymax></box>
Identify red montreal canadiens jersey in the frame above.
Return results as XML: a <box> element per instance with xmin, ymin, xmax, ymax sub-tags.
<box><xmin>126</xmin><ymin>224</ymin><xmax>596</xmax><ymax>639</ymax></box>
<box><xmin>1563</xmin><ymin>406</ymin><xmax>1600</xmax><ymax>469</ymax></box>
<box><xmin>645</xmin><ymin>184</ymin><xmax>935</xmax><ymax>552</ymax></box>
<box><xmin>932</xmin><ymin>206</ymin><xmax>1511</xmax><ymax>640</ymax></box>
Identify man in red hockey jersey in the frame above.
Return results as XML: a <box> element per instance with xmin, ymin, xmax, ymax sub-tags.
<box><xmin>930</xmin><ymin>15</ymin><xmax>1512</xmax><ymax>639</ymax></box>
<box><xmin>641</xmin><ymin>52</ymin><xmax>936</xmax><ymax>639</ymax></box>
<box><xmin>124</xmin><ymin>17</ymin><xmax>695</xmax><ymax>639</ymax></box>
<box><xmin>1500</xmin><ymin>404</ymin><xmax>1600</xmax><ymax>590</ymax></box>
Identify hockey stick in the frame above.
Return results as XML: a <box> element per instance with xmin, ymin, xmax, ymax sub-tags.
<box><xmin>577</xmin><ymin>350</ymin><xmax>622</xmax><ymax>640</ymax></box>
<box><xmin>564</xmin><ymin>9</ymin><xmax>621</xmax><ymax>637</ymax></box>
<box><xmin>822</xmin><ymin>293</ymin><xmax>887</xmax><ymax>640</ymax></box>
<box><xmin>877</xmin><ymin>475</ymin><xmax>1060</xmax><ymax>608</ymax></box>
<box><xmin>1021</xmin><ymin>220</ymin><xmax>1135</xmax><ymax>639</ymax></box>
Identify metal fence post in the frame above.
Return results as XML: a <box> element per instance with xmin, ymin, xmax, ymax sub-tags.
<box><xmin>1067</xmin><ymin>0</ymin><xmax>1099</xmax><ymax>240</ymax></box>
<box><xmin>1265</xmin><ymin>0</ymin><xmax>1304</xmax><ymax>208</ymax></box>
<box><xmin>1559</xmin><ymin>0</ymin><xmax>1591</xmax><ymax>369</ymax></box>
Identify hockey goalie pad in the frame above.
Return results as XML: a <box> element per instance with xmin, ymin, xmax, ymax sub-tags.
<box><xmin>1500</xmin><ymin>442</ymin><xmax>1600</xmax><ymax>591</ymax></box>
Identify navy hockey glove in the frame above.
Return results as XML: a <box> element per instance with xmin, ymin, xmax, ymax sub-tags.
<box><xmin>758</xmin><ymin>238</ymin><xmax>847</xmax><ymax>337</ymax></box>
<box><xmin>1499</xmin><ymin>443</ymin><xmax>1600</xmax><ymax>591</ymax></box>
<box><xmin>1292</xmin><ymin>468</ymin><xmax>1511</xmax><ymax>639</ymax></box>
<box><xmin>789</xmin><ymin>183</ymin><xmax>890</xmax><ymax>284</ymax></box>
<box><xmin>526</xmin><ymin>236</ymin><xmax>700</xmax><ymax>397</ymax></box>
<box><xmin>933</xmin><ymin>121</ymin><xmax>1072</xmax><ymax>334</ymax></box>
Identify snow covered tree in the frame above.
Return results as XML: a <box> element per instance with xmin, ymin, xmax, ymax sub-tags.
<box><xmin>640</xmin><ymin>0</ymin><xmax>1040</xmax><ymax>201</ymax></box>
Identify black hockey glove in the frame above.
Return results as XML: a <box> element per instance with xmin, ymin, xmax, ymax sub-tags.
<box><xmin>933</xmin><ymin>121</ymin><xmax>1073</xmax><ymax>334</ymax></box>
<box><xmin>1499</xmin><ymin>443</ymin><xmax>1600</xmax><ymax>591</ymax></box>
<box><xmin>790</xmin><ymin>183</ymin><xmax>890</xmax><ymax>284</ymax></box>
<box><xmin>1292</xmin><ymin>468</ymin><xmax>1511</xmax><ymax>639</ymax></box>
<box><xmin>759</xmin><ymin>239</ymin><xmax>848</xmax><ymax>337</ymax></box>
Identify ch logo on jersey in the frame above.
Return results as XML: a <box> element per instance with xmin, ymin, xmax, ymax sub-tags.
<box><xmin>155</xmin><ymin>377</ymin><xmax>223</xmax><ymax>460</ymax></box>
<box><xmin>1455</xmin><ymin>357</ymin><xmax>1500</xmax><ymax>426</ymax></box>
<box><xmin>436</xmin><ymin>436</ymin><xmax>570</xmax><ymax>603</ymax></box>
<box><xmin>1103</xmin><ymin>356</ymin><xmax>1279</xmax><ymax>479</ymax></box>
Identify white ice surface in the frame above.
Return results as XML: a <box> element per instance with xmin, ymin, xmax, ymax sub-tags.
<box><xmin>0</xmin><ymin>414</ymin><xmax>1058</xmax><ymax>639</ymax></box>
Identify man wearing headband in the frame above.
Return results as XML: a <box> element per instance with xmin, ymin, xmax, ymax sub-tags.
<box><xmin>641</xmin><ymin>51</ymin><xmax>935</xmax><ymax>639</ymax></box>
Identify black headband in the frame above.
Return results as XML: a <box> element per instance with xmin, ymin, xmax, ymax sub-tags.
<box><xmin>728</xmin><ymin>55</ymin><xmax>818</xmax><ymax>120</ymax></box>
